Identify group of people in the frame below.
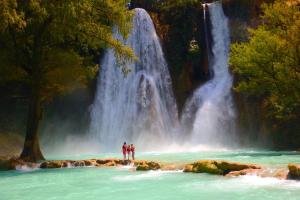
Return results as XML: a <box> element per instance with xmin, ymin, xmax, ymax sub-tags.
<box><xmin>122</xmin><ymin>142</ymin><xmax>135</xmax><ymax>160</ymax></box>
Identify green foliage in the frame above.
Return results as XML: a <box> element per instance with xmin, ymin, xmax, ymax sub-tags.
<box><xmin>158</xmin><ymin>0</ymin><xmax>202</xmax><ymax>10</ymax></box>
<box><xmin>156</xmin><ymin>0</ymin><xmax>203</xmax><ymax>74</ymax></box>
<box><xmin>230</xmin><ymin>0</ymin><xmax>300</xmax><ymax>122</ymax></box>
<box><xmin>0</xmin><ymin>0</ymin><xmax>134</xmax><ymax>102</ymax></box>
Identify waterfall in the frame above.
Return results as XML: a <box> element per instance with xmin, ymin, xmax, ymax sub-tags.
<box><xmin>203</xmin><ymin>3</ymin><xmax>212</xmax><ymax>75</ymax></box>
<box><xmin>181</xmin><ymin>2</ymin><xmax>235</xmax><ymax>146</ymax></box>
<box><xmin>89</xmin><ymin>8</ymin><xmax>178</xmax><ymax>151</ymax></box>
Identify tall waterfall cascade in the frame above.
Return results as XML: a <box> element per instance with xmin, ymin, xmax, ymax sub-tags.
<box><xmin>89</xmin><ymin>8</ymin><xmax>178</xmax><ymax>151</ymax></box>
<box><xmin>182</xmin><ymin>2</ymin><xmax>236</xmax><ymax>146</ymax></box>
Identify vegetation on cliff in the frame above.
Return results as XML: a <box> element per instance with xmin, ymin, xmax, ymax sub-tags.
<box><xmin>230</xmin><ymin>0</ymin><xmax>300</xmax><ymax>148</ymax></box>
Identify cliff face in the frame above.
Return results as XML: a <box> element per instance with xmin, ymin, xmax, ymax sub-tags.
<box><xmin>131</xmin><ymin>0</ymin><xmax>274</xmax><ymax>147</ymax></box>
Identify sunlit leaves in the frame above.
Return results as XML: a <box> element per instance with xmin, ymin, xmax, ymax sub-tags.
<box><xmin>0</xmin><ymin>0</ymin><xmax>134</xmax><ymax>103</ymax></box>
<box><xmin>230</xmin><ymin>0</ymin><xmax>300</xmax><ymax>121</ymax></box>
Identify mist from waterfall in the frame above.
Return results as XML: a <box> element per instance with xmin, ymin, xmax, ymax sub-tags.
<box><xmin>89</xmin><ymin>8</ymin><xmax>178</xmax><ymax>152</ymax></box>
<box><xmin>181</xmin><ymin>2</ymin><xmax>236</xmax><ymax>147</ymax></box>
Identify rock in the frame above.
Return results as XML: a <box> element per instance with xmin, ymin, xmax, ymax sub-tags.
<box><xmin>84</xmin><ymin>160</ymin><xmax>94</xmax><ymax>166</ymax></box>
<box><xmin>40</xmin><ymin>160</ymin><xmax>65</xmax><ymax>169</ymax></box>
<box><xmin>96</xmin><ymin>159</ymin><xmax>108</xmax><ymax>165</ymax></box>
<box><xmin>147</xmin><ymin>161</ymin><xmax>160</xmax><ymax>170</ymax></box>
<box><xmin>74</xmin><ymin>161</ymin><xmax>85</xmax><ymax>167</ymax></box>
<box><xmin>288</xmin><ymin>163</ymin><xmax>300</xmax><ymax>180</ymax></box>
<box><xmin>116</xmin><ymin>159</ymin><xmax>130</xmax><ymax>165</ymax></box>
<box><xmin>183</xmin><ymin>164</ymin><xmax>193</xmax><ymax>172</ymax></box>
<box><xmin>104</xmin><ymin>161</ymin><xmax>116</xmax><ymax>167</ymax></box>
<box><xmin>136</xmin><ymin>163</ymin><xmax>150</xmax><ymax>171</ymax></box>
<box><xmin>135</xmin><ymin>161</ymin><xmax>160</xmax><ymax>171</ymax></box>
<box><xmin>95</xmin><ymin>159</ymin><xmax>127</xmax><ymax>166</ymax></box>
<box><xmin>184</xmin><ymin>160</ymin><xmax>261</xmax><ymax>175</ymax></box>
<box><xmin>189</xmin><ymin>160</ymin><xmax>223</xmax><ymax>175</ymax></box>
<box><xmin>1</xmin><ymin>157</ymin><xmax>160</xmax><ymax>171</ymax></box>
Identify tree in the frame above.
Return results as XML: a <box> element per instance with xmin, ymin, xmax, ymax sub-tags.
<box><xmin>0</xmin><ymin>0</ymin><xmax>135</xmax><ymax>161</ymax></box>
<box><xmin>230</xmin><ymin>0</ymin><xmax>300</xmax><ymax>145</ymax></box>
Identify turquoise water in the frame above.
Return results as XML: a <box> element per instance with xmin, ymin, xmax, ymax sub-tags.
<box><xmin>1</xmin><ymin>150</ymin><xmax>300</xmax><ymax>200</ymax></box>
<box><xmin>47</xmin><ymin>149</ymin><xmax>300</xmax><ymax>167</ymax></box>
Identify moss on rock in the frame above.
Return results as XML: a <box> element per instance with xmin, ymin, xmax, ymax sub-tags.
<box><xmin>184</xmin><ymin>160</ymin><xmax>261</xmax><ymax>175</ymax></box>
<box><xmin>135</xmin><ymin>161</ymin><xmax>161</xmax><ymax>171</ymax></box>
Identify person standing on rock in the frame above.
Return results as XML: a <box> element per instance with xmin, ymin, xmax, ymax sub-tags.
<box><xmin>122</xmin><ymin>142</ymin><xmax>127</xmax><ymax>160</ymax></box>
<box><xmin>127</xmin><ymin>144</ymin><xmax>131</xmax><ymax>160</ymax></box>
<box><xmin>131</xmin><ymin>144</ymin><xmax>135</xmax><ymax>160</ymax></box>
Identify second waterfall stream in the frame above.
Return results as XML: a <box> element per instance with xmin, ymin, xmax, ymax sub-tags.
<box><xmin>182</xmin><ymin>2</ymin><xmax>236</xmax><ymax>146</ymax></box>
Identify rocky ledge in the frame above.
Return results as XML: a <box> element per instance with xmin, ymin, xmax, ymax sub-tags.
<box><xmin>0</xmin><ymin>157</ymin><xmax>162</xmax><ymax>171</ymax></box>
<box><xmin>183</xmin><ymin>160</ymin><xmax>261</xmax><ymax>175</ymax></box>
<box><xmin>40</xmin><ymin>159</ymin><xmax>161</xmax><ymax>171</ymax></box>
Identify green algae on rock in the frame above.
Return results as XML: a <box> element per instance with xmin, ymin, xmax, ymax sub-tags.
<box><xmin>183</xmin><ymin>160</ymin><xmax>261</xmax><ymax>175</ymax></box>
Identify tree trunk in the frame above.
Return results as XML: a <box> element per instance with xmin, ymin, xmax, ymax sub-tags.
<box><xmin>20</xmin><ymin>85</ymin><xmax>45</xmax><ymax>162</ymax></box>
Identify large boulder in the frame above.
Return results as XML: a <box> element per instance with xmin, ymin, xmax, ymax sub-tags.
<box><xmin>184</xmin><ymin>160</ymin><xmax>261</xmax><ymax>175</ymax></box>
<box><xmin>288</xmin><ymin>163</ymin><xmax>300</xmax><ymax>180</ymax></box>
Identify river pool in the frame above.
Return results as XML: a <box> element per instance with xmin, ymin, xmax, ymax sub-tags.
<box><xmin>1</xmin><ymin>150</ymin><xmax>300</xmax><ymax>200</ymax></box>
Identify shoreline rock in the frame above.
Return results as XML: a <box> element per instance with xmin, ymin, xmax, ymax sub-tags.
<box><xmin>40</xmin><ymin>159</ymin><xmax>161</xmax><ymax>171</ymax></box>
<box><xmin>183</xmin><ymin>160</ymin><xmax>261</xmax><ymax>175</ymax></box>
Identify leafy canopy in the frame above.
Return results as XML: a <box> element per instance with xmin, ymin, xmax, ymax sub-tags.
<box><xmin>0</xmin><ymin>0</ymin><xmax>134</xmax><ymax>102</ymax></box>
<box><xmin>230</xmin><ymin>0</ymin><xmax>300</xmax><ymax>121</ymax></box>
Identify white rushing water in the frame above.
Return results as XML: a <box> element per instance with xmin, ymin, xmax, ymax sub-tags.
<box><xmin>89</xmin><ymin>8</ymin><xmax>178</xmax><ymax>151</ymax></box>
<box><xmin>181</xmin><ymin>2</ymin><xmax>236</xmax><ymax>146</ymax></box>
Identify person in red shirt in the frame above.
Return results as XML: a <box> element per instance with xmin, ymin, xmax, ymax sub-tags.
<box><xmin>131</xmin><ymin>144</ymin><xmax>135</xmax><ymax>160</ymax></box>
<box><xmin>122</xmin><ymin>142</ymin><xmax>127</xmax><ymax>160</ymax></box>
<box><xmin>127</xmin><ymin>144</ymin><xmax>131</xmax><ymax>160</ymax></box>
